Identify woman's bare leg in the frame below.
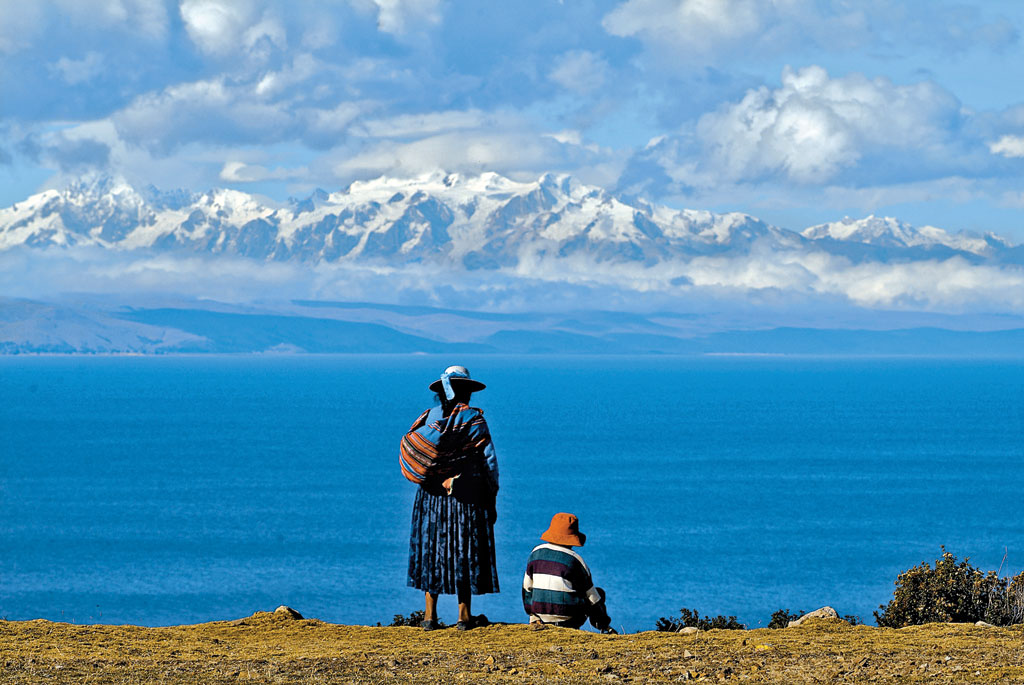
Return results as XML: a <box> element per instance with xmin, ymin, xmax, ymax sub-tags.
<box><xmin>457</xmin><ymin>584</ymin><xmax>472</xmax><ymax>623</ymax></box>
<box><xmin>425</xmin><ymin>592</ymin><xmax>439</xmax><ymax>622</ymax></box>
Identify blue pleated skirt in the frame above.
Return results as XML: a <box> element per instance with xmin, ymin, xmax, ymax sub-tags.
<box><xmin>407</xmin><ymin>487</ymin><xmax>499</xmax><ymax>595</ymax></box>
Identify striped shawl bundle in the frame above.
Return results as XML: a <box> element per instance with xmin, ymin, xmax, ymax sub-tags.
<box><xmin>400</xmin><ymin>403</ymin><xmax>491</xmax><ymax>485</ymax></box>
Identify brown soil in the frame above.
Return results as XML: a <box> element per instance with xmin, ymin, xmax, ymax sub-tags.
<box><xmin>2</xmin><ymin>611</ymin><xmax>1023</xmax><ymax>683</ymax></box>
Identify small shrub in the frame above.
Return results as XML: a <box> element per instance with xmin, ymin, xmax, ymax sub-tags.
<box><xmin>382</xmin><ymin>610</ymin><xmax>441</xmax><ymax>627</ymax></box>
<box><xmin>768</xmin><ymin>609</ymin><xmax>804</xmax><ymax>629</ymax></box>
<box><xmin>1007</xmin><ymin>574</ymin><xmax>1024</xmax><ymax>624</ymax></box>
<box><xmin>843</xmin><ymin>614</ymin><xmax>861</xmax><ymax>626</ymax></box>
<box><xmin>655</xmin><ymin>608</ymin><xmax>745</xmax><ymax>632</ymax></box>
<box><xmin>875</xmin><ymin>547</ymin><xmax>1024</xmax><ymax>627</ymax></box>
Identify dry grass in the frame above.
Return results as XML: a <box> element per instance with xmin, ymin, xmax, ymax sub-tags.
<box><xmin>2</xmin><ymin>611</ymin><xmax>1024</xmax><ymax>683</ymax></box>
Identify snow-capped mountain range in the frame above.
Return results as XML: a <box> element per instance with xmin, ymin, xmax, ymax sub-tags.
<box><xmin>2</xmin><ymin>172</ymin><xmax>1019</xmax><ymax>268</ymax></box>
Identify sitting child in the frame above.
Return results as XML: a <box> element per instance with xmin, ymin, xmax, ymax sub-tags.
<box><xmin>522</xmin><ymin>512</ymin><xmax>616</xmax><ymax>633</ymax></box>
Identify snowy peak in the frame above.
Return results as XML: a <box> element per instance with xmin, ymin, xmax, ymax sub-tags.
<box><xmin>802</xmin><ymin>215</ymin><xmax>994</xmax><ymax>255</ymax></box>
<box><xmin>1</xmin><ymin>174</ymin><xmax>1019</xmax><ymax>269</ymax></box>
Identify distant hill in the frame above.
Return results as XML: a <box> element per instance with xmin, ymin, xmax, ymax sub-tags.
<box><xmin>2</xmin><ymin>298</ymin><xmax>1023</xmax><ymax>356</ymax></box>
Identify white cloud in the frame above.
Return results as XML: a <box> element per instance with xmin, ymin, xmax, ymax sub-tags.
<box><xmin>112</xmin><ymin>76</ymin><xmax>364</xmax><ymax>152</ymax></box>
<box><xmin>367</xmin><ymin>0</ymin><xmax>442</xmax><ymax>35</ymax></box>
<box><xmin>179</xmin><ymin>0</ymin><xmax>249</xmax><ymax>53</ymax></box>
<box><xmin>179</xmin><ymin>0</ymin><xmax>285</xmax><ymax>57</ymax></box>
<box><xmin>253</xmin><ymin>53</ymin><xmax>320</xmax><ymax>97</ymax></box>
<box><xmin>989</xmin><ymin>135</ymin><xmax>1024</xmax><ymax>159</ymax></box>
<box><xmin>549</xmin><ymin>50</ymin><xmax>609</xmax><ymax>95</ymax></box>
<box><xmin>545</xmin><ymin>130</ymin><xmax>583</xmax><ymax>146</ymax></box>
<box><xmin>219</xmin><ymin>160</ymin><xmax>303</xmax><ymax>182</ymax></box>
<box><xmin>602</xmin><ymin>0</ymin><xmax>873</xmax><ymax>60</ymax></box>
<box><xmin>695</xmin><ymin>66</ymin><xmax>961</xmax><ymax>184</ymax></box>
<box><xmin>114</xmin><ymin>78</ymin><xmax>275</xmax><ymax>150</ymax></box>
<box><xmin>332</xmin><ymin>129</ymin><xmax>596</xmax><ymax>180</ymax></box>
<box><xmin>108</xmin><ymin>0</ymin><xmax>169</xmax><ymax>39</ymax></box>
<box><xmin>50</xmin><ymin>51</ymin><xmax>105</xmax><ymax>85</ymax></box>
<box><xmin>1000</xmin><ymin>191</ymin><xmax>1024</xmax><ymax>209</ymax></box>
<box><xmin>602</xmin><ymin>0</ymin><xmax>1017</xmax><ymax>63</ymax></box>
<box><xmin>245</xmin><ymin>18</ymin><xmax>288</xmax><ymax>61</ymax></box>
<box><xmin>604</xmin><ymin>0</ymin><xmax>768</xmax><ymax>54</ymax></box>
<box><xmin>306</xmin><ymin>103</ymin><xmax>365</xmax><ymax>140</ymax></box>
<box><xmin>357</xmin><ymin>110</ymin><xmax>489</xmax><ymax>138</ymax></box>
<box><xmin>811</xmin><ymin>256</ymin><xmax>1024</xmax><ymax>311</ymax></box>
<box><xmin>674</xmin><ymin>249</ymin><xmax>1024</xmax><ymax>312</ymax></box>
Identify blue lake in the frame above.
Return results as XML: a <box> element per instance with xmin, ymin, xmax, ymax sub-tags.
<box><xmin>1</xmin><ymin>355</ymin><xmax>1023</xmax><ymax>632</ymax></box>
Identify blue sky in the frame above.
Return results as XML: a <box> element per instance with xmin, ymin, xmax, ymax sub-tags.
<box><xmin>3</xmin><ymin>0</ymin><xmax>1024</xmax><ymax>239</ymax></box>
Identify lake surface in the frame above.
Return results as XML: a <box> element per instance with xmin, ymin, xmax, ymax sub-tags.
<box><xmin>2</xmin><ymin>355</ymin><xmax>1023</xmax><ymax>632</ymax></box>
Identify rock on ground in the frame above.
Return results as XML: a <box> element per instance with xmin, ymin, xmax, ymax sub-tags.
<box><xmin>788</xmin><ymin>607</ymin><xmax>840</xmax><ymax>627</ymax></box>
<box><xmin>274</xmin><ymin>606</ymin><xmax>304</xmax><ymax>620</ymax></box>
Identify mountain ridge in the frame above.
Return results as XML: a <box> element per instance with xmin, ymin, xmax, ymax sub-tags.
<box><xmin>2</xmin><ymin>172</ymin><xmax>1016</xmax><ymax>269</ymax></box>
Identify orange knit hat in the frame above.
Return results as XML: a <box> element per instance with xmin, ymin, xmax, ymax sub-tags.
<box><xmin>540</xmin><ymin>512</ymin><xmax>586</xmax><ymax>547</ymax></box>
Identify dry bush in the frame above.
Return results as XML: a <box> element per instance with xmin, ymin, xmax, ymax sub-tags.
<box><xmin>875</xmin><ymin>547</ymin><xmax>1023</xmax><ymax>627</ymax></box>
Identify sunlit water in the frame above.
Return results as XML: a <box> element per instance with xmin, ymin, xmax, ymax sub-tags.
<box><xmin>2</xmin><ymin>355</ymin><xmax>1023</xmax><ymax>632</ymax></box>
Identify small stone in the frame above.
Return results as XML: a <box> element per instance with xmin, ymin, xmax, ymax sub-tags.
<box><xmin>683</xmin><ymin>650</ymin><xmax>694</xmax><ymax>659</ymax></box>
<box><xmin>787</xmin><ymin>606</ymin><xmax>839</xmax><ymax>627</ymax></box>
<box><xmin>274</xmin><ymin>606</ymin><xmax>303</xmax><ymax>620</ymax></box>
<box><xmin>548</xmin><ymin>645</ymin><xmax>563</xmax><ymax>652</ymax></box>
<box><xmin>386</xmin><ymin>660</ymin><xmax>399</xmax><ymax>668</ymax></box>
<box><xmin>484</xmin><ymin>656</ymin><xmax>495</xmax><ymax>666</ymax></box>
<box><xmin>975</xmin><ymin>621</ymin><xmax>994</xmax><ymax>627</ymax></box>
<box><xmin>679</xmin><ymin>627</ymin><xmax>699</xmax><ymax>635</ymax></box>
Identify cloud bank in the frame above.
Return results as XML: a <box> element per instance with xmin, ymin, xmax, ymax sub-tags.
<box><xmin>3</xmin><ymin>240</ymin><xmax>1023</xmax><ymax>317</ymax></box>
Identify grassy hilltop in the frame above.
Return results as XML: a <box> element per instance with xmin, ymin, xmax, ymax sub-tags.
<box><xmin>3</xmin><ymin>609</ymin><xmax>1023</xmax><ymax>683</ymax></box>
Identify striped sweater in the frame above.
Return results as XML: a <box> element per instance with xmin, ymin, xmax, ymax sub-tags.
<box><xmin>522</xmin><ymin>542</ymin><xmax>602</xmax><ymax>624</ymax></box>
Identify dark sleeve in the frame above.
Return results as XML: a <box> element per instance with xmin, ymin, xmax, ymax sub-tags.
<box><xmin>570</xmin><ymin>559</ymin><xmax>601</xmax><ymax>606</ymax></box>
<box><xmin>466</xmin><ymin>410</ymin><xmax>498</xmax><ymax>494</ymax></box>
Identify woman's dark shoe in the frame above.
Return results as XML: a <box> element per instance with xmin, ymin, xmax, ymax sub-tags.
<box><xmin>456</xmin><ymin>614</ymin><xmax>489</xmax><ymax>631</ymax></box>
<box><xmin>421</xmin><ymin>619</ymin><xmax>439</xmax><ymax>631</ymax></box>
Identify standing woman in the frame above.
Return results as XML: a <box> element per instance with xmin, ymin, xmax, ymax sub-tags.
<box><xmin>401</xmin><ymin>365</ymin><xmax>499</xmax><ymax>631</ymax></box>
